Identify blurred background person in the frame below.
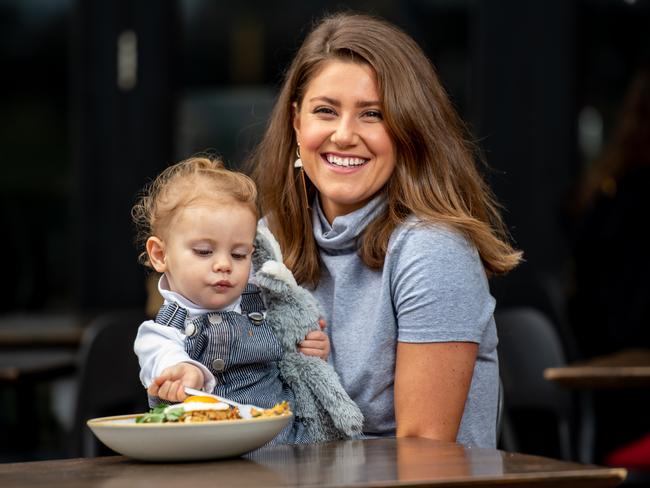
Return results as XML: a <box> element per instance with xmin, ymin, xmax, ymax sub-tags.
<box><xmin>568</xmin><ymin>62</ymin><xmax>650</xmax><ymax>359</ymax></box>
<box><xmin>565</xmin><ymin>62</ymin><xmax>650</xmax><ymax>469</ymax></box>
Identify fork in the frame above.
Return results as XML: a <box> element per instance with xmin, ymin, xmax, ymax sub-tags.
<box><xmin>183</xmin><ymin>387</ymin><xmax>259</xmax><ymax>419</ymax></box>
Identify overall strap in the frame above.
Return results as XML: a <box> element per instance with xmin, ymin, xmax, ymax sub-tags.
<box><xmin>155</xmin><ymin>302</ymin><xmax>188</xmax><ymax>332</ymax></box>
<box><xmin>155</xmin><ymin>283</ymin><xmax>264</xmax><ymax>331</ymax></box>
<box><xmin>240</xmin><ymin>283</ymin><xmax>266</xmax><ymax>315</ymax></box>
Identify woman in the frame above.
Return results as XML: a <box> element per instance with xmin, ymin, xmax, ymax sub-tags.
<box><xmin>248</xmin><ymin>13</ymin><xmax>521</xmax><ymax>447</ymax></box>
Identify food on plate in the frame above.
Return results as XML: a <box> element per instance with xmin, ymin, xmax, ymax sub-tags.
<box><xmin>135</xmin><ymin>397</ymin><xmax>238</xmax><ymax>424</ymax></box>
<box><xmin>135</xmin><ymin>395</ymin><xmax>291</xmax><ymax>423</ymax></box>
<box><xmin>250</xmin><ymin>401</ymin><xmax>291</xmax><ymax>418</ymax></box>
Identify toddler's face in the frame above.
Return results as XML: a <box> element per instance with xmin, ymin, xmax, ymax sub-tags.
<box><xmin>156</xmin><ymin>201</ymin><xmax>257</xmax><ymax>309</ymax></box>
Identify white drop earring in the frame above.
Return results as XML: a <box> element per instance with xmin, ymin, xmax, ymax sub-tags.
<box><xmin>293</xmin><ymin>143</ymin><xmax>310</xmax><ymax>210</ymax></box>
<box><xmin>294</xmin><ymin>145</ymin><xmax>303</xmax><ymax>168</ymax></box>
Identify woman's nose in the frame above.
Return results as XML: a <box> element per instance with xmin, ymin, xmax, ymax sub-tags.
<box><xmin>330</xmin><ymin>116</ymin><xmax>358</xmax><ymax>147</ymax></box>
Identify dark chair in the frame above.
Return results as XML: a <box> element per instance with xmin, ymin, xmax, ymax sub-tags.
<box><xmin>496</xmin><ymin>376</ymin><xmax>516</xmax><ymax>450</ymax></box>
<box><xmin>495</xmin><ymin>307</ymin><xmax>594</xmax><ymax>462</ymax></box>
<box><xmin>71</xmin><ymin>309</ymin><xmax>148</xmax><ymax>457</ymax></box>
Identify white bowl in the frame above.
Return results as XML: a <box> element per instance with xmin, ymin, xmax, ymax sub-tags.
<box><xmin>87</xmin><ymin>413</ymin><xmax>292</xmax><ymax>462</ymax></box>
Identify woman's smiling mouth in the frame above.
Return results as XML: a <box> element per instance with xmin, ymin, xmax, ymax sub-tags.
<box><xmin>323</xmin><ymin>153</ymin><xmax>369</xmax><ymax>168</ymax></box>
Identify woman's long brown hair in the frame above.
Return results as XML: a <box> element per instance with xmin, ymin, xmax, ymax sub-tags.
<box><xmin>248</xmin><ymin>13</ymin><xmax>522</xmax><ymax>287</ymax></box>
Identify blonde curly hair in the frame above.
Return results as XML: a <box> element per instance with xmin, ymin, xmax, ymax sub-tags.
<box><xmin>132</xmin><ymin>156</ymin><xmax>258</xmax><ymax>268</ymax></box>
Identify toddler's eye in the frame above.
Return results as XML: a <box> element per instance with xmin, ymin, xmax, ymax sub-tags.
<box><xmin>193</xmin><ymin>249</ymin><xmax>212</xmax><ymax>256</ymax></box>
<box><xmin>231</xmin><ymin>253</ymin><xmax>248</xmax><ymax>260</ymax></box>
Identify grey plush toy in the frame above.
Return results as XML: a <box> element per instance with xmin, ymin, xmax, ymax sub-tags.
<box><xmin>252</xmin><ymin>226</ymin><xmax>364</xmax><ymax>442</ymax></box>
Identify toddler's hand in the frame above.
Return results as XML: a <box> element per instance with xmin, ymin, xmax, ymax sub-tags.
<box><xmin>147</xmin><ymin>362</ymin><xmax>204</xmax><ymax>403</ymax></box>
<box><xmin>298</xmin><ymin>319</ymin><xmax>330</xmax><ymax>361</ymax></box>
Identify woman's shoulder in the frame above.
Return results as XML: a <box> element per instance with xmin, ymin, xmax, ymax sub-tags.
<box><xmin>389</xmin><ymin>215</ymin><xmax>477</xmax><ymax>259</ymax></box>
<box><xmin>386</xmin><ymin>216</ymin><xmax>494</xmax><ymax>343</ymax></box>
<box><xmin>385</xmin><ymin>215</ymin><xmax>488</xmax><ymax>287</ymax></box>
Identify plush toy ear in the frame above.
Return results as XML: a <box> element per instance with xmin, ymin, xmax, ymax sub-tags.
<box><xmin>253</xmin><ymin>226</ymin><xmax>283</xmax><ymax>271</ymax></box>
<box><xmin>258</xmin><ymin>260</ymin><xmax>298</xmax><ymax>288</ymax></box>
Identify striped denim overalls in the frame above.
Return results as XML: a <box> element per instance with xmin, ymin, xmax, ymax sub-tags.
<box><xmin>155</xmin><ymin>283</ymin><xmax>307</xmax><ymax>444</ymax></box>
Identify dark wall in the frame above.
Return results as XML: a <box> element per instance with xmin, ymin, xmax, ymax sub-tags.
<box><xmin>3</xmin><ymin>0</ymin><xmax>648</xmax><ymax>327</ymax></box>
<box><xmin>472</xmin><ymin>0</ymin><xmax>578</xmax><ymax>355</ymax></box>
<box><xmin>72</xmin><ymin>0</ymin><xmax>176</xmax><ymax>310</ymax></box>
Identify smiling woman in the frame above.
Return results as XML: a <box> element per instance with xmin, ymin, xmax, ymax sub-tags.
<box><xmin>248</xmin><ymin>12</ymin><xmax>522</xmax><ymax>448</ymax></box>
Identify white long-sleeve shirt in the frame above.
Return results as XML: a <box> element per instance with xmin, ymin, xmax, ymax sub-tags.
<box><xmin>133</xmin><ymin>275</ymin><xmax>242</xmax><ymax>392</ymax></box>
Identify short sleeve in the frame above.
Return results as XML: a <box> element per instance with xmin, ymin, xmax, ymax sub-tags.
<box><xmin>389</xmin><ymin>224</ymin><xmax>495</xmax><ymax>343</ymax></box>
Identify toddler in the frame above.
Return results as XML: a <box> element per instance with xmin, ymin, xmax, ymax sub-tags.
<box><xmin>132</xmin><ymin>156</ymin><xmax>327</xmax><ymax>443</ymax></box>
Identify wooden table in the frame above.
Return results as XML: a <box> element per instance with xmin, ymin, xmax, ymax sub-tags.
<box><xmin>0</xmin><ymin>349</ymin><xmax>79</xmax><ymax>457</ymax></box>
<box><xmin>0</xmin><ymin>438</ymin><xmax>626</xmax><ymax>488</ymax></box>
<box><xmin>0</xmin><ymin>313</ymin><xmax>86</xmax><ymax>383</ymax></box>
<box><xmin>544</xmin><ymin>348</ymin><xmax>650</xmax><ymax>389</ymax></box>
<box><xmin>0</xmin><ymin>314</ymin><xmax>83</xmax><ymax>411</ymax></box>
<box><xmin>0</xmin><ymin>313</ymin><xmax>85</xmax><ymax>348</ymax></box>
<box><xmin>0</xmin><ymin>350</ymin><xmax>77</xmax><ymax>382</ymax></box>
<box><xmin>0</xmin><ymin>314</ymin><xmax>86</xmax><ymax>459</ymax></box>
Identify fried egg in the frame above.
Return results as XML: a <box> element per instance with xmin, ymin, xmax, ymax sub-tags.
<box><xmin>164</xmin><ymin>395</ymin><xmax>230</xmax><ymax>414</ymax></box>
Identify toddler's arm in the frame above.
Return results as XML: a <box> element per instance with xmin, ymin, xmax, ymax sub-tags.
<box><xmin>134</xmin><ymin>320</ymin><xmax>216</xmax><ymax>392</ymax></box>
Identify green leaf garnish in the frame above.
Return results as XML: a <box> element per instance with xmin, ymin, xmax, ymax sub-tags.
<box><xmin>135</xmin><ymin>405</ymin><xmax>185</xmax><ymax>423</ymax></box>
<box><xmin>164</xmin><ymin>407</ymin><xmax>184</xmax><ymax>421</ymax></box>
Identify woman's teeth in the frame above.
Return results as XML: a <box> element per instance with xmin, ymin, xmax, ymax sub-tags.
<box><xmin>326</xmin><ymin>155</ymin><xmax>368</xmax><ymax>167</ymax></box>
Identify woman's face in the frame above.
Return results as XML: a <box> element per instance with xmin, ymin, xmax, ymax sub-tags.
<box><xmin>293</xmin><ymin>60</ymin><xmax>396</xmax><ymax>223</ymax></box>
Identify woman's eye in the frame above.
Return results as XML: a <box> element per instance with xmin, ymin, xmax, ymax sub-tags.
<box><xmin>313</xmin><ymin>106</ymin><xmax>336</xmax><ymax>116</ymax></box>
<box><xmin>193</xmin><ymin>249</ymin><xmax>212</xmax><ymax>256</ymax></box>
<box><xmin>363</xmin><ymin>110</ymin><xmax>383</xmax><ymax>120</ymax></box>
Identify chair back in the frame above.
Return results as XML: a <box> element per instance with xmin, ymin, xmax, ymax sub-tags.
<box><xmin>496</xmin><ymin>307</ymin><xmax>574</xmax><ymax>459</ymax></box>
<box><xmin>497</xmin><ymin>307</ymin><xmax>571</xmax><ymax>411</ymax></box>
<box><xmin>72</xmin><ymin>309</ymin><xmax>148</xmax><ymax>457</ymax></box>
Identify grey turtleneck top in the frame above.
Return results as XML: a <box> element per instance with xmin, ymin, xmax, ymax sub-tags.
<box><xmin>309</xmin><ymin>196</ymin><xmax>498</xmax><ymax>448</ymax></box>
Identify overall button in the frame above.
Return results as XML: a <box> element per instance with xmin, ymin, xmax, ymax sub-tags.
<box><xmin>208</xmin><ymin>314</ymin><xmax>223</xmax><ymax>325</ymax></box>
<box><xmin>184</xmin><ymin>322</ymin><xmax>197</xmax><ymax>337</ymax></box>
<box><xmin>248</xmin><ymin>312</ymin><xmax>264</xmax><ymax>326</ymax></box>
<box><xmin>212</xmin><ymin>358</ymin><xmax>225</xmax><ymax>371</ymax></box>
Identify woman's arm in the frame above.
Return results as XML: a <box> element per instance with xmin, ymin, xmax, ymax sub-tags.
<box><xmin>394</xmin><ymin>341</ymin><xmax>477</xmax><ymax>440</ymax></box>
<box><xmin>297</xmin><ymin>319</ymin><xmax>330</xmax><ymax>360</ymax></box>
<box><xmin>389</xmin><ymin>224</ymin><xmax>495</xmax><ymax>442</ymax></box>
